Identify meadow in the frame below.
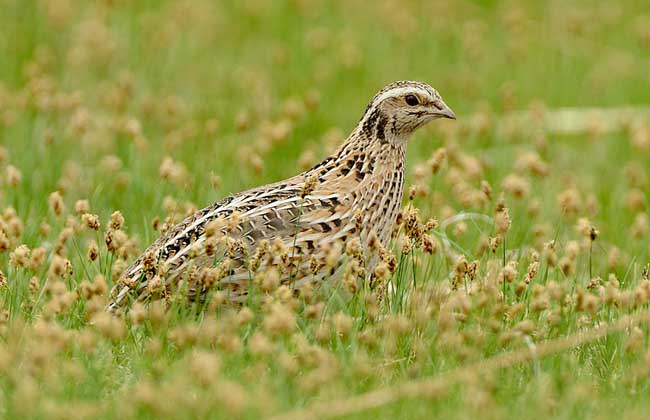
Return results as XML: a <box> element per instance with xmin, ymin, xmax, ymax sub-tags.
<box><xmin>1</xmin><ymin>0</ymin><xmax>650</xmax><ymax>418</ymax></box>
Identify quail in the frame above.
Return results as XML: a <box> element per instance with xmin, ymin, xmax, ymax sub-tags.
<box><xmin>107</xmin><ymin>81</ymin><xmax>455</xmax><ymax>311</ymax></box>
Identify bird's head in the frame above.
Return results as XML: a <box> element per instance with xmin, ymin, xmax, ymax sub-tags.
<box><xmin>358</xmin><ymin>81</ymin><xmax>455</xmax><ymax>145</ymax></box>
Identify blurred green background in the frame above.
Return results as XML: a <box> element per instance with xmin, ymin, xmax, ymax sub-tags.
<box><xmin>2</xmin><ymin>0</ymin><xmax>648</xmax><ymax>265</ymax></box>
<box><xmin>1</xmin><ymin>1</ymin><xmax>650</xmax><ymax>418</ymax></box>
<box><xmin>2</xmin><ymin>1</ymin><xmax>648</xmax><ymax>219</ymax></box>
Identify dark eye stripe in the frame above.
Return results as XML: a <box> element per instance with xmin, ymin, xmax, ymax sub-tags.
<box><xmin>407</xmin><ymin>111</ymin><xmax>427</xmax><ymax>117</ymax></box>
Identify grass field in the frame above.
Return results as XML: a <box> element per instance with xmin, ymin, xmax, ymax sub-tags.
<box><xmin>1</xmin><ymin>0</ymin><xmax>650</xmax><ymax>418</ymax></box>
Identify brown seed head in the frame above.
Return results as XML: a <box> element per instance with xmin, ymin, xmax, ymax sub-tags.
<box><xmin>48</xmin><ymin>191</ymin><xmax>65</xmax><ymax>216</ymax></box>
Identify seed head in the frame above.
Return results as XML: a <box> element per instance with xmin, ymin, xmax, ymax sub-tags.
<box><xmin>48</xmin><ymin>191</ymin><xmax>65</xmax><ymax>216</ymax></box>
<box><xmin>345</xmin><ymin>237</ymin><xmax>362</xmax><ymax>258</ymax></box>
<box><xmin>300</xmin><ymin>173</ymin><xmax>318</xmax><ymax>198</ymax></box>
<box><xmin>189</xmin><ymin>350</ymin><xmax>221</xmax><ymax>387</ymax></box>
<box><xmin>524</xmin><ymin>260</ymin><xmax>539</xmax><ymax>284</ymax></box>
<box><xmin>543</xmin><ymin>241</ymin><xmax>558</xmax><ymax>267</ymax></box>
<box><xmin>81</xmin><ymin>213</ymin><xmax>101</xmax><ymax>230</ymax></box>
<box><xmin>28</xmin><ymin>247</ymin><xmax>47</xmax><ymax>270</ymax></box>
<box><xmin>453</xmin><ymin>255</ymin><xmax>469</xmax><ymax>286</ymax></box>
<box><xmin>400</xmin><ymin>236</ymin><xmax>413</xmax><ymax>254</ymax></box>
<box><xmin>631</xmin><ymin>213</ymin><xmax>649</xmax><ymax>239</ymax></box>
<box><xmin>499</xmin><ymin>261</ymin><xmax>518</xmax><ymax>284</ymax></box>
<box><xmin>325</xmin><ymin>242</ymin><xmax>343</xmax><ymax>268</ymax></box>
<box><xmin>428</xmin><ymin>147</ymin><xmax>447</xmax><ymax>175</ymax></box>
<box><xmin>515</xmin><ymin>151</ymin><xmax>549</xmax><ymax>177</ymax></box>
<box><xmin>249</xmin><ymin>332</ymin><xmax>274</xmax><ymax>357</ymax></box>
<box><xmin>576</xmin><ymin>218</ymin><xmax>598</xmax><ymax>242</ymax></box>
<box><xmin>104</xmin><ymin>229</ymin><xmax>127</xmax><ymax>253</ymax></box>
<box><xmin>480</xmin><ymin>180</ymin><xmax>493</xmax><ymax>201</ymax></box>
<box><xmin>557</xmin><ymin>188</ymin><xmax>581</xmax><ymax>216</ymax></box>
<box><xmin>48</xmin><ymin>254</ymin><xmax>72</xmax><ymax>279</ymax></box>
<box><xmin>5</xmin><ymin>165</ymin><xmax>22</xmax><ymax>187</ymax></box>
<box><xmin>495</xmin><ymin>194</ymin><xmax>511</xmax><ymax>235</ymax></box>
<box><xmin>199</xmin><ymin>268</ymin><xmax>220</xmax><ymax>289</ymax></box>
<box><xmin>10</xmin><ymin>244</ymin><xmax>30</xmax><ymax>268</ymax></box>
<box><xmin>258</xmin><ymin>268</ymin><xmax>280</xmax><ymax>293</ymax></box>
<box><xmin>0</xmin><ymin>231</ymin><xmax>9</xmax><ymax>253</ymax></box>
<box><xmin>514</xmin><ymin>319</ymin><xmax>536</xmax><ymax>335</ymax></box>
<box><xmin>91</xmin><ymin>312</ymin><xmax>126</xmax><ymax>342</ymax></box>
<box><xmin>333</xmin><ymin>312</ymin><xmax>353</xmax><ymax>338</ymax></box>
<box><xmin>502</xmin><ymin>174</ymin><xmax>530</xmax><ymax>198</ymax></box>
<box><xmin>559</xmin><ymin>256</ymin><xmax>575</xmax><ymax>277</ymax></box>
<box><xmin>263</xmin><ymin>302</ymin><xmax>296</xmax><ymax>337</ymax></box>
<box><xmin>378</xmin><ymin>247</ymin><xmax>397</xmax><ymax>273</ymax></box>
<box><xmin>74</xmin><ymin>199</ymin><xmax>90</xmax><ymax>214</ymax></box>
<box><xmin>110</xmin><ymin>211</ymin><xmax>125</xmax><ymax>230</ymax></box>
<box><xmin>205</xmin><ymin>217</ymin><xmax>225</xmax><ymax>238</ymax></box>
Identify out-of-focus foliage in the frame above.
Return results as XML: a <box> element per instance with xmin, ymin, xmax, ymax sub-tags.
<box><xmin>0</xmin><ymin>0</ymin><xmax>649</xmax><ymax>418</ymax></box>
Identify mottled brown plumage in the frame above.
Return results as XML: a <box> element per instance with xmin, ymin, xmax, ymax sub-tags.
<box><xmin>107</xmin><ymin>81</ymin><xmax>455</xmax><ymax>312</ymax></box>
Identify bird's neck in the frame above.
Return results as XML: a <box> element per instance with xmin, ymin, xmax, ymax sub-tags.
<box><xmin>303</xmin><ymin>121</ymin><xmax>408</xmax><ymax>195</ymax></box>
<box><xmin>332</xmin><ymin>130</ymin><xmax>406</xmax><ymax>175</ymax></box>
<box><xmin>302</xmin><ymin>130</ymin><xmax>407</xmax><ymax>249</ymax></box>
<box><xmin>317</xmin><ymin>130</ymin><xmax>407</xmax><ymax>210</ymax></box>
<box><xmin>337</xmin><ymin>131</ymin><xmax>406</xmax><ymax>246</ymax></box>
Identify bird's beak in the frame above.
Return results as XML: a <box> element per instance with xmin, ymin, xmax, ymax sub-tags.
<box><xmin>432</xmin><ymin>99</ymin><xmax>456</xmax><ymax>120</ymax></box>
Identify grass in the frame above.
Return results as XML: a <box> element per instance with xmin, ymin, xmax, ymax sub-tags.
<box><xmin>1</xmin><ymin>0</ymin><xmax>650</xmax><ymax>418</ymax></box>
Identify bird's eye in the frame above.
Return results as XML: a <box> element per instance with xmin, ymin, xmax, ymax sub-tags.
<box><xmin>405</xmin><ymin>94</ymin><xmax>419</xmax><ymax>106</ymax></box>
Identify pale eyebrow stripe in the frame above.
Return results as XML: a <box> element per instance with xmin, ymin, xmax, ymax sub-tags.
<box><xmin>374</xmin><ymin>87</ymin><xmax>431</xmax><ymax>104</ymax></box>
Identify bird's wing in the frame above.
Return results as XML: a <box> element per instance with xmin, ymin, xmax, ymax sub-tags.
<box><xmin>107</xmin><ymin>179</ymin><xmax>356</xmax><ymax>310</ymax></box>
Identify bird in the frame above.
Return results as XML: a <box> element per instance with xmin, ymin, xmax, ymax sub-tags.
<box><xmin>107</xmin><ymin>80</ymin><xmax>455</xmax><ymax>312</ymax></box>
